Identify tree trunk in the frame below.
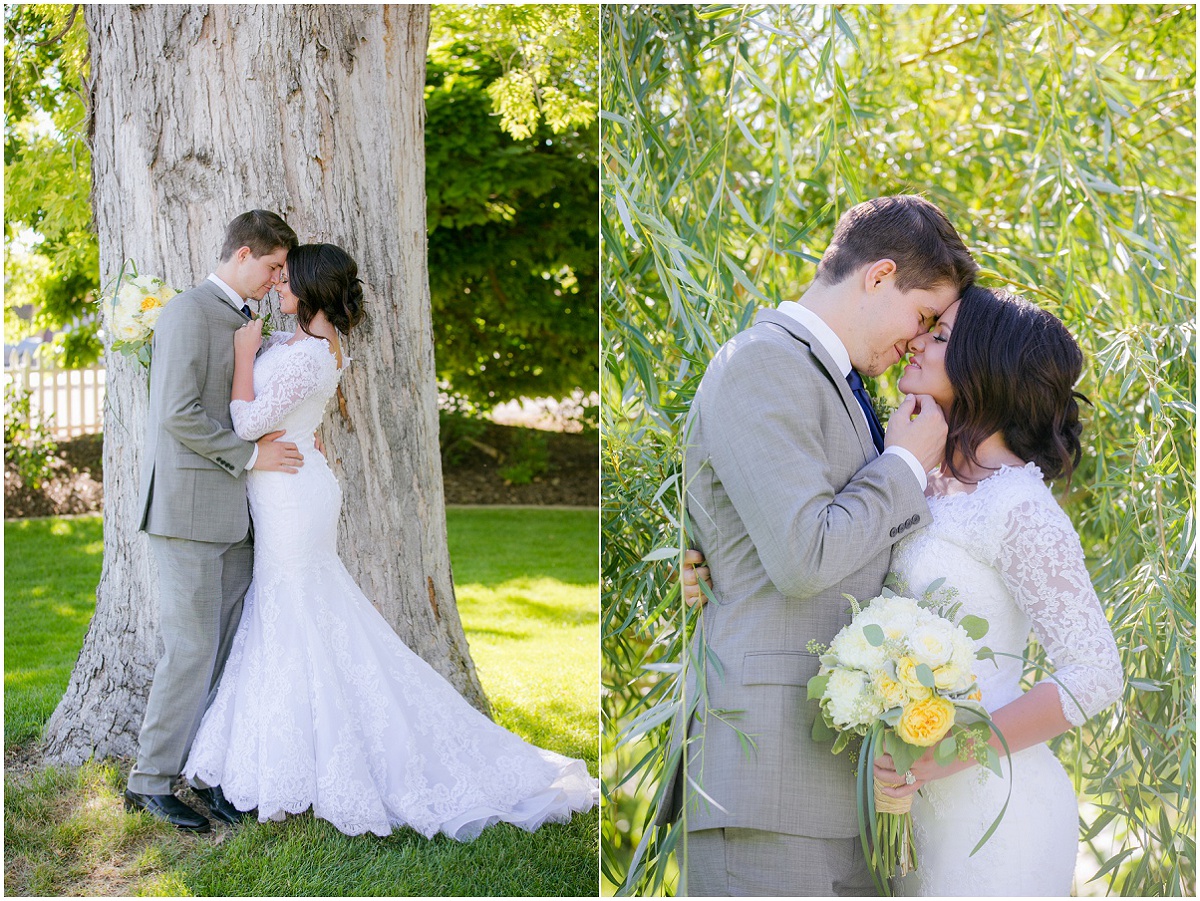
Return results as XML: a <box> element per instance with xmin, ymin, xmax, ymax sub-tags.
<box><xmin>44</xmin><ymin>4</ymin><xmax>487</xmax><ymax>766</ymax></box>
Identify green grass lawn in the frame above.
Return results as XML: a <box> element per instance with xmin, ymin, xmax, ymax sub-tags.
<box><xmin>4</xmin><ymin>517</ymin><xmax>105</xmax><ymax>748</ymax></box>
<box><xmin>4</xmin><ymin>508</ymin><xmax>599</xmax><ymax>897</ymax></box>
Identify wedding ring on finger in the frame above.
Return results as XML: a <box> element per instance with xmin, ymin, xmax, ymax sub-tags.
<box><xmin>904</xmin><ymin>770</ymin><xmax>916</xmax><ymax>786</ymax></box>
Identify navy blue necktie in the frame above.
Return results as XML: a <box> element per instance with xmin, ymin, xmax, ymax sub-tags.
<box><xmin>847</xmin><ymin>370</ymin><xmax>885</xmax><ymax>453</ymax></box>
<box><xmin>240</xmin><ymin>303</ymin><xmax>253</xmax><ymax>318</ymax></box>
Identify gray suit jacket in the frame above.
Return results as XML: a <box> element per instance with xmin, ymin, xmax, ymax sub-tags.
<box><xmin>663</xmin><ymin>308</ymin><xmax>931</xmax><ymax>838</ymax></box>
<box><xmin>137</xmin><ymin>281</ymin><xmax>256</xmax><ymax>542</ymax></box>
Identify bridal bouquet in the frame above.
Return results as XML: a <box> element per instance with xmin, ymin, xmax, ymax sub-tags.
<box><xmin>100</xmin><ymin>261</ymin><xmax>180</xmax><ymax>367</ymax></box>
<box><xmin>807</xmin><ymin>583</ymin><xmax>1009</xmax><ymax>895</ymax></box>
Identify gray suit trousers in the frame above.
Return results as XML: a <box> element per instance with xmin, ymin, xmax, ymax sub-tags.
<box><xmin>127</xmin><ymin>531</ymin><xmax>252</xmax><ymax>794</ymax></box>
<box><xmin>685</xmin><ymin>828</ymin><xmax>875</xmax><ymax>897</ymax></box>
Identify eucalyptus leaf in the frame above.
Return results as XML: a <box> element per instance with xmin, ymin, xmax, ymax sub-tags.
<box><xmin>958</xmin><ymin>614</ymin><xmax>990</xmax><ymax>641</ymax></box>
<box><xmin>915</xmin><ymin>663</ymin><xmax>936</xmax><ymax>689</ymax></box>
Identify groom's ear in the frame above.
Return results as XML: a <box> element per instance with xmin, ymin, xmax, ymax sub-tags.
<box><xmin>863</xmin><ymin>259</ymin><xmax>897</xmax><ymax>292</ymax></box>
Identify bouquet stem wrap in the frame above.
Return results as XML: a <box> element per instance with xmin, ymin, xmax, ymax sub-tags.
<box><xmin>872</xmin><ymin>776</ymin><xmax>916</xmax><ymax>877</ymax></box>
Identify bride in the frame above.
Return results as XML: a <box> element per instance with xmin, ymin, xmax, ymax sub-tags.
<box><xmin>872</xmin><ymin>285</ymin><xmax>1123</xmax><ymax>895</ymax></box>
<box><xmin>684</xmin><ymin>285</ymin><xmax>1123</xmax><ymax>895</ymax></box>
<box><xmin>183</xmin><ymin>243</ymin><xmax>597</xmax><ymax>840</ymax></box>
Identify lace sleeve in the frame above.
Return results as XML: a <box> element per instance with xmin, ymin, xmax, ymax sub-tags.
<box><xmin>230</xmin><ymin>340</ymin><xmax>333</xmax><ymax>440</ymax></box>
<box><xmin>996</xmin><ymin>498</ymin><xmax>1123</xmax><ymax>726</ymax></box>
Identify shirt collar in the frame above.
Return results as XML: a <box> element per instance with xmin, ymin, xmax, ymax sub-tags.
<box><xmin>776</xmin><ymin>301</ymin><xmax>852</xmax><ymax>377</ymax></box>
<box><xmin>207</xmin><ymin>273</ymin><xmax>247</xmax><ymax>311</ymax></box>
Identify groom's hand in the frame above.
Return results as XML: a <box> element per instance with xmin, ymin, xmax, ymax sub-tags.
<box><xmin>884</xmin><ymin>393</ymin><xmax>947</xmax><ymax>472</ymax></box>
<box><xmin>253</xmin><ymin>430</ymin><xmax>304</xmax><ymax>473</ymax></box>
<box><xmin>680</xmin><ymin>549</ymin><xmax>711</xmax><ymax>607</ymax></box>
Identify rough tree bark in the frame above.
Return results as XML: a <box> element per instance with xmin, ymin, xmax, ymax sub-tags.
<box><xmin>44</xmin><ymin>4</ymin><xmax>488</xmax><ymax>765</ymax></box>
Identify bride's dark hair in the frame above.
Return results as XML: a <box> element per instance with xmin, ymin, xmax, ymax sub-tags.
<box><xmin>287</xmin><ymin>243</ymin><xmax>365</xmax><ymax>336</ymax></box>
<box><xmin>944</xmin><ymin>285</ymin><xmax>1086</xmax><ymax>485</ymax></box>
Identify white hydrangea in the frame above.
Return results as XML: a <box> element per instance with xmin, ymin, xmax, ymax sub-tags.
<box><xmin>829</xmin><ymin>617</ymin><xmax>889</xmax><ymax>672</ymax></box>
<box><xmin>824</xmin><ymin>668</ymin><xmax>880</xmax><ymax>729</ymax></box>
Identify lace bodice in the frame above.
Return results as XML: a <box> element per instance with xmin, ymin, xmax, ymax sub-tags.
<box><xmin>892</xmin><ymin>463</ymin><xmax>1122</xmax><ymax>726</ymax></box>
<box><xmin>230</xmin><ymin>334</ymin><xmax>345</xmax><ymax>445</ymax></box>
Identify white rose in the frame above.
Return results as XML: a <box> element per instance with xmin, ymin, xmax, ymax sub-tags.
<box><xmin>909</xmin><ymin>620</ymin><xmax>955</xmax><ymax>668</ymax></box>
<box><xmin>140</xmin><ymin>305</ymin><xmax>163</xmax><ymax>331</ymax></box>
<box><xmin>933</xmin><ymin>658</ymin><xmax>973</xmax><ymax>691</ymax></box>
<box><xmin>878</xmin><ymin>596</ymin><xmax>922</xmax><ymax>620</ymax></box>
<box><xmin>951</xmin><ymin>630</ymin><xmax>980</xmax><ymax>668</ymax></box>
<box><xmin>116</xmin><ymin>281</ymin><xmax>143</xmax><ymax>308</ymax></box>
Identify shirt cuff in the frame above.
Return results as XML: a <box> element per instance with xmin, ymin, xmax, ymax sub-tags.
<box><xmin>882</xmin><ymin>445</ymin><xmax>927</xmax><ymax>490</ymax></box>
<box><xmin>245</xmin><ymin>444</ymin><xmax>258</xmax><ymax>471</ymax></box>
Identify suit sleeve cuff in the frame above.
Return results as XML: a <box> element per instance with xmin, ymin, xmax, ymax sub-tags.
<box><xmin>882</xmin><ymin>446</ymin><xmax>927</xmax><ymax>490</ymax></box>
<box><xmin>245</xmin><ymin>444</ymin><xmax>258</xmax><ymax>471</ymax></box>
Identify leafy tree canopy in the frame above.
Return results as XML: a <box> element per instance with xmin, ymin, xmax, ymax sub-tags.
<box><xmin>4</xmin><ymin>3</ymin><xmax>599</xmax><ymax>413</ymax></box>
<box><xmin>431</xmin><ymin>4</ymin><xmax>598</xmax><ymax>142</ymax></box>
<box><xmin>426</xmin><ymin>5</ymin><xmax>598</xmax><ymax>409</ymax></box>
<box><xmin>4</xmin><ymin>3</ymin><xmax>99</xmax><ymax>365</ymax></box>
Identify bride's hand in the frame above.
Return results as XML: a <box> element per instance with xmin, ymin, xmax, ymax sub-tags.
<box><xmin>235</xmin><ymin>318</ymin><xmax>264</xmax><ymax>356</ymax></box>
<box><xmin>874</xmin><ymin>748</ymin><xmax>959</xmax><ymax>798</ymax></box>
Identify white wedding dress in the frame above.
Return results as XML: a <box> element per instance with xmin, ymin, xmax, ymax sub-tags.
<box><xmin>184</xmin><ymin>334</ymin><xmax>597</xmax><ymax>839</ymax></box>
<box><xmin>890</xmin><ymin>463</ymin><xmax>1122</xmax><ymax>897</ymax></box>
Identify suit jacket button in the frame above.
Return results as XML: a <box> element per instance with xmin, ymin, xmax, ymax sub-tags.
<box><xmin>913</xmin><ymin>514</ymin><xmax>921</xmax><ymax>524</ymax></box>
<box><xmin>904</xmin><ymin>516</ymin><xmax>913</xmax><ymax>528</ymax></box>
<box><xmin>889</xmin><ymin>527</ymin><xmax>898</xmax><ymax>538</ymax></box>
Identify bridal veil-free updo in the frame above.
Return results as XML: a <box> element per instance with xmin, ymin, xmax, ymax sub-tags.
<box><xmin>287</xmin><ymin>243</ymin><xmax>365</xmax><ymax>335</ymax></box>
<box><xmin>944</xmin><ymin>285</ymin><xmax>1086</xmax><ymax>484</ymax></box>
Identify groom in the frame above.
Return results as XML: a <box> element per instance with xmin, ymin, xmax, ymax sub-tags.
<box><xmin>124</xmin><ymin>210</ymin><xmax>302</xmax><ymax>832</ymax></box>
<box><xmin>666</xmin><ymin>196</ymin><xmax>977</xmax><ymax>895</ymax></box>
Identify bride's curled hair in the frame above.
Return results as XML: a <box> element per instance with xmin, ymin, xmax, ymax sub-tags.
<box><xmin>945</xmin><ymin>285</ymin><xmax>1086</xmax><ymax>484</ymax></box>
<box><xmin>287</xmin><ymin>243</ymin><xmax>365</xmax><ymax>335</ymax></box>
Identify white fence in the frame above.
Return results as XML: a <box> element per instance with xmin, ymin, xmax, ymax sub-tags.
<box><xmin>4</xmin><ymin>350</ymin><xmax>106</xmax><ymax>439</ymax></box>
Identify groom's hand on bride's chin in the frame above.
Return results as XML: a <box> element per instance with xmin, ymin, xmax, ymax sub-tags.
<box><xmin>253</xmin><ymin>430</ymin><xmax>304</xmax><ymax>473</ymax></box>
<box><xmin>884</xmin><ymin>393</ymin><xmax>947</xmax><ymax>473</ymax></box>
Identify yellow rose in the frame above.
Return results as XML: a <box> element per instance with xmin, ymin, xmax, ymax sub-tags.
<box><xmin>140</xmin><ymin>295</ymin><xmax>163</xmax><ymax>311</ymax></box>
<box><xmin>896</xmin><ymin>695</ymin><xmax>956</xmax><ymax>747</ymax></box>
<box><xmin>894</xmin><ymin>656</ymin><xmax>933</xmax><ymax>700</ymax></box>
<box><xmin>933</xmin><ymin>661</ymin><xmax>971</xmax><ymax>691</ymax></box>
<box><xmin>872</xmin><ymin>672</ymin><xmax>907</xmax><ymax>710</ymax></box>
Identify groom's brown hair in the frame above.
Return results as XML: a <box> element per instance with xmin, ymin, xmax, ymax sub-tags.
<box><xmin>219</xmin><ymin>210</ymin><xmax>298</xmax><ymax>261</ymax></box>
<box><xmin>816</xmin><ymin>195</ymin><xmax>977</xmax><ymax>293</ymax></box>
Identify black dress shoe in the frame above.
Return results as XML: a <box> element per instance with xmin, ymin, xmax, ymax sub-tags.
<box><xmin>123</xmin><ymin>789</ymin><xmax>210</xmax><ymax>832</ymax></box>
<box><xmin>192</xmin><ymin>785</ymin><xmax>255</xmax><ymax>826</ymax></box>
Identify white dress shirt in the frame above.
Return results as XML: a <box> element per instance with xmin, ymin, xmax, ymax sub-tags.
<box><xmin>207</xmin><ymin>274</ymin><xmax>258</xmax><ymax>471</ymax></box>
<box><xmin>776</xmin><ymin>301</ymin><xmax>927</xmax><ymax>489</ymax></box>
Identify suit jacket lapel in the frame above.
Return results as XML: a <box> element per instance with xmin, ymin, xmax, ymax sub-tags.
<box><xmin>196</xmin><ymin>281</ymin><xmax>248</xmax><ymax>328</ymax></box>
<box><xmin>754</xmin><ymin>308</ymin><xmax>878</xmax><ymax>460</ymax></box>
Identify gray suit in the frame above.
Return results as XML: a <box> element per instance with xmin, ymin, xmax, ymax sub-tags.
<box><xmin>664</xmin><ymin>308</ymin><xmax>931</xmax><ymax>895</ymax></box>
<box><xmin>128</xmin><ymin>281</ymin><xmax>257</xmax><ymax>795</ymax></box>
